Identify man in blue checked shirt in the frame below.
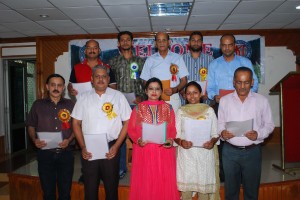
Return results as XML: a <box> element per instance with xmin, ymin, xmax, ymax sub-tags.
<box><xmin>182</xmin><ymin>31</ymin><xmax>214</xmax><ymax>105</ymax></box>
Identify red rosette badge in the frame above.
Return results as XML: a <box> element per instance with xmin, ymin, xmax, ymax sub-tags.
<box><xmin>170</xmin><ymin>64</ymin><xmax>179</xmax><ymax>81</ymax></box>
<box><xmin>58</xmin><ymin>109</ymin><xmax>71</xmax><ymax>129</ymax></box>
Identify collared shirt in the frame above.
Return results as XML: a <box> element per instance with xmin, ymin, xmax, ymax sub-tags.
<box><xmin>141</xmin><ymin>50</ymin><xmax>189</xmax><ymax>88</ymax></box>
<box><xmin>69</xmin><ymin>58</ymin><xmax>116</xmax><ymax>84</ymax></box>
<box><xmin>71</xmin><ymin>87</ymin><xmax>132</xmax><ymax>142</ymax></box>
<box><xmin>26</xmin><ymin>97</ymin><xmax>75</xmax><ymax>143</ymax></box>
<box><xmin>218</xmin><ymin>91</ymin><xmax>275</xmax><ymax>146</ymax></box>
<box><xmin>182</xmin><ymin>52</ymin><xmax>213</xmax><ymax>82</ymax></box>
<box><xmin>206</xmin><ymin>55</ymin><xmax>259</xmax><ymax>100</ymax></box>
<box><xmin>109</xmin><ymin>54</ymin><xmax>145</xmax><ymax>97</ymax></box>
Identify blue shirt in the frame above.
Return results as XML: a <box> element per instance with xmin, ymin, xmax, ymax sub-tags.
<box><xmin>141</xmin><ymin>50</ymin><xmax>189</xmax><ymax>87</ymax></box>
<box><xmin>182</xmin><ymin>52</ymin><xmax>213</xmax><ymax>82</ymax></box>
<box><xmin>206</xmin><ymin>55</ymin><xmax>259</xmax><ymax>100</ymax></box>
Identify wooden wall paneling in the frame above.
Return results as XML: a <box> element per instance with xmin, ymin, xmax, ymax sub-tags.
<box><xmin>259</xmin><ymin>183</ymin><xmax>282</xmax><ymax>200</ymax></box>
<box><xmin>281</xmin><ymin>180</ymin><xmax>300</xmax><ymax>200</ymax></box>
<box><xmin>36</xmin><ymin>37</ymin><xmax>69</xmax><ymax>99</ymax></box>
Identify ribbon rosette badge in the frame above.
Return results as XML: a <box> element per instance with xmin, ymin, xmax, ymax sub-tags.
<box><xmin>199</xmin><ymin>68</ymin><xmax>207</xmax><ymax>81</ymax></box>
<box><xmin>170</xmin><ymin>64</ymin><xmax>179</xmax><ymax>81</ymax></box>
<box><xmin>58</xmin><ymin>109</ymin><xmax>71</xmax><ymax>129</ymax></box>
<box><xmin>102</xmin><ymin>102</ymin><xmax>117</xmax><ymax>120</ymax></box>
<box><xmin>130</xmin><ymin>62</ymin><xmax>139</xmax><ymax>79</ymax></box>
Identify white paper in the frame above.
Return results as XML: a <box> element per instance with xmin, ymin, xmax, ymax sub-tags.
<box><xmin>184</xmin><ymin>119</ymin><xmax>212</xmax><ymax>147</ymax></box>
<box><xmin>122</xmin><ymin>92</ymin><xmax>136</xmax><ymax>105</ymax></box>
<box><xmin>37</xmin><ymin>132</ymin><xmax>63</xmax><ymax>150</ymax></box>
<box><xmin>142</xmin><ymin>122</ymin><xmax>166</xmax><ymax>144</ymax></box>
<box><xmin>84</xmin><ymin>133</ymin><xmax>109</xmax><ymax>160</ymax></box>
<box><xmin>72</xmin><ymin>82</ymin><xmax>93</xmax><ymax>95</ymax></box>
<box><xmin>226</xmin><ymin>119</ymin><xmax>254</xmax><ymax>137</ymax></box>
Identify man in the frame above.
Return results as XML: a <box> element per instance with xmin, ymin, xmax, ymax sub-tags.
<box><xmin>207</xmin><ymin>34</ymin><xmax>259</xmax><ymax>104</ymax></box>
<box><xmin>72</xmin><ymin>65</ymin><xmax>131</xmax><ymax>200</ymax></box>
<box><xmin>141</xmin><ymin>32</ymin><xmax>189</xmax><ymax>112</ymax></box>
<box><xmin>68</xmin><ymin>39</ymin><xmax>117</xmax><ymax>96</ymax></box>
<box><xmin>109</xmin><ymin>31</ymin><xmax>145</xmax><ymax>179</ymax></box>
<box><xmin>207</xmin><ymin>34</ymin><xmax>259</xmax><ymax>182</ymax></box>
<box><xmin>182</xmin><ymin>31</ymin><xmax>214</xmax><ymax>105</ymax></box>
<box><xmin>26</xmin><ymin>74</ymin><xmax>75</xmax><ymax>200</ymax></box>
<box><xmin>218</xmin><ymin>67</ymin><xmax>274</xmax><ymax>200</ymax></box>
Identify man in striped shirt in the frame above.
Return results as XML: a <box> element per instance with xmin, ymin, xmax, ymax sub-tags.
<box><xmin>182</xmin><ymin>31</ymin><xmax>214</xmax><ymax>105</ymax></box>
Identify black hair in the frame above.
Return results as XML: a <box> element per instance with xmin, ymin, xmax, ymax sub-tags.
<box><xmin>234</xmin><ymin>67</ymin><xmax>253</xmax><ymax>79</ymax></box>
<box><xmin>145</xmin><ymin>77</ymin><xmax>163</xmax><ymax>100</ymax></box>
<box><xmin>118</xmin><ymin>31</ymin><xmax>133</xmax><ymax>42</ymax></box>
<box><xmin>184</xmin><ymin>81</ymin><xmax>203</xmax><ymax>104</ymax></box>
<box><xmin>46</xmin><ymin>74</ymin><xmax>65</xmax><ymax>84</ymax></box>
<box><xmin>189</xmin><ymin>31</ymin><xmax>203</xmax><ymax>41</ymax></box>
<box><xmin>220</xmin><ymin>34</ymin><xmax>236</xmax><ymax>44</ymax></box>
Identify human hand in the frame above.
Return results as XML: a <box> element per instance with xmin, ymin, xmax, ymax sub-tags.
<box><xmin>214</xmin><ymin>95</ymin><xmax>221</xmax><ymax>103</ymax></box>
<box><xmin>221</xmin><ymin>130</ymin><xmax>235</xmax><ymax>140</ymax></box>
<box><xmin>180</xmin><ymin>139</ymin><xmax>192</xmax><ymax>149</ymax></box>
<box><xmin>133</xmin><ymin>96</ymin><xmax>142</xmax><ymax>104</ymax></box>
<box><xmin>163</xmin><ymin>88</ymin><xmax>173</xmax><ymax>96</ymax></box>
<box><xmin>33</xmin><ymin>139</ymin><xmax>47</xmax><ymax>149</ymax></box>
<box><xmin>163</xmin><ymin>139</ymin><xmax>173</xmax><ymax>148</ymax></box>
<box><xmin>244</xmin><ymin>130</ymin><xmax>258</xmax><ymax>141</ymax></box>
<box><xmin>81</xmin><ymin>147</ymin><xmax>92</xmax><ymax>160</ymax></box>
<box><xmin>137</xmin><ymin>138</ymin><xmax>147</xmax><ymax>147</ymax></box>
<box><xmin>59</xmin><ymin>139</ymin><xmax>69</xmax><ymax>149</ymax></box>
<box><xmin>106</xmin><ymin>144</ymin><xmax>119</xmax><ymax>160</ymax></box>
<box><xmin>67</xmin><ymin>83</ymin><xmax>78</xmax><ymax>96</ymax></box>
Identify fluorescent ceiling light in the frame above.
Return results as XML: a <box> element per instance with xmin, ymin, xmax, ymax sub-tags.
<box><xmin>296</xmin><ymin>5</ymin><xmax>300</xmax><ymax>9</ymax></box>
<box><xmin>149</xmin><ymin>2</ymin><xmax>192</xmax><ymax>17</ymax></box>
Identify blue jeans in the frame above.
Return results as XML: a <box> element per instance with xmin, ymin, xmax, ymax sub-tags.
<box><xmin>222</xmin><ymin>143</ymin><xmax>261</xmax><ymax>200</ymax></box>
<box><xmin>37</xmin><ymin>150</ymin><xmax>74</xmax><ymax>200</ymax></box>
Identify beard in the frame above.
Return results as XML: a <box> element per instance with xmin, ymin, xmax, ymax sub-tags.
<box><xmin>120</xmin><ymin>46</ymin><xmax>132</xmax><ymax>51</ymax></box>
<box><xmin>190</xmin><ymin>45</ymin><xmax>202</xmax><ymax>52</ymax></box>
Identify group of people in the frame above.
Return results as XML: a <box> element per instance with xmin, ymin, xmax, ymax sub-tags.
<box><xmin>26</xmin><ymin>31</ymin><xmax>275</xmax><ymax>200</ymax></box>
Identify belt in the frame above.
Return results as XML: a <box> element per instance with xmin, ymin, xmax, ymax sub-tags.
<box><xmin>47</xmin><ymin>148</ymin><xmax>66</xmax><ymax>154</ymax></box>
<box><xmin>226</xmin><ymin>142</ymin><xmax>259</xmax><ymax>150</ymax></box>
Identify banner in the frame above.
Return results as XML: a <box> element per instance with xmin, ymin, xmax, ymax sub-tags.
<box><xmin>69</xmin><ymin>35</ymin><xmax>265</xmax><ymax>83</ymax></box>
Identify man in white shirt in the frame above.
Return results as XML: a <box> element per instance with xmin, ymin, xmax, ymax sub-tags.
<box><xmin>72</xmin><ymin>65</ymin><xmax>131</xmax><ymax>200</ymax></box>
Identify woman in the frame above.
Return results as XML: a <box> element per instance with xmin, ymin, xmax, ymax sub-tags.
<box><xmin>128</xmin><ymin>77</ymin><xmax>180</xmax><ymax>200</ymax></box>
<box><xmin>175</xmin><ymin>81</ymin><xmax>220</xmax><ymax>200</ymax></box>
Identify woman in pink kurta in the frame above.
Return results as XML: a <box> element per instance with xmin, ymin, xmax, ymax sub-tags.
<box><xmin>128</xmin><ymin>77</ymin><xmax>180</xmax><ymax>200</ymax></box>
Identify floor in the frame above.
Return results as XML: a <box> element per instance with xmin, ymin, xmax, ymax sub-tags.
<box><xmin>1</xmin><ymin>144</ymin><xmax>300</xmax><ymax>188</ymax></box>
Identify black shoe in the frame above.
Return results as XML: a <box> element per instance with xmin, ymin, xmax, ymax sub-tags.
<box><xmin>78</xmin><ymin>175</ymin><xmax>84</xmax><ymax>184</ymax></box>
<box><xmin>119</xmin><ymin>170</ymin><xmax>126</xmax><ymax>179</ymax></box>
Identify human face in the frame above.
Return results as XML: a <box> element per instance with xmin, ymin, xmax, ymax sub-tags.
<box><xmin>85</xmin><ymin>40</ymin><xmax>100</xmax><ymax>59</ymax></box>
<box><xmin>233</xmin><ymin>71</ymin><xmax>254</xmax><ymax>101</ymax></box>
<box><xmin>91</xmin><ymin>68</ymin><xmax>110</xmax><ymax>93</ymax></box>
<box><xmin>185</xmin><ymin>85</ymin><xmax>201</xmax><ymax>104</ymax></box>
<box><xmin>46</xmin><ymin>77</ymin><xmax>65</xmax><ymax>100</ymax></box>
<box><xmin>118</xmin><ymin>34</ymin><xmax>133</xmax><ymax>51</ymax></box>
<box><xmin>146</xmin><ymin>82</ymin><xmax>162</xmax><ymax>101</ymax></box>
<box><xmin>155</xmin><ymin>32</ymin><xmax>170</xmax><ymax>53</ymax></box>
<box><xmin>220</xmin><ymin>36</ymin><xmax>235</xmax><ymax>58</ymax></box>
<box><xmin>189</xmin><ymin>34</ymin><xmax>203</xmax><ymax>52</ymax></box>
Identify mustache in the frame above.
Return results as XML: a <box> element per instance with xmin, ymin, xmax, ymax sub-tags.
<box><xmin>88</xmin><ymin>52</ymin><xmax>96</xmax><ymax>54</ymax></box>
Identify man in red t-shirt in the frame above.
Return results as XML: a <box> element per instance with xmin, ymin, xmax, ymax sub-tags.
<box><xmin>68</xmin><ymin>39</ymin><xmax>116</xmax><ymax>96</ymax></box>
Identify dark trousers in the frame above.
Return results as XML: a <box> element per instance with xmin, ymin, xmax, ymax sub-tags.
<box><xmin>82</xmin><ymin>141</ymin><xmax>120</xmax><ymax>200</ymax></box>
<box><xmin>223</xmin><ymin>143</ymin><xmax>262</xmax><ymax>200</ymax></box>
<box><xmin>37</xmin><ymin>150</ymin><xmax>74</xmax><ymax>200</ymax></box>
